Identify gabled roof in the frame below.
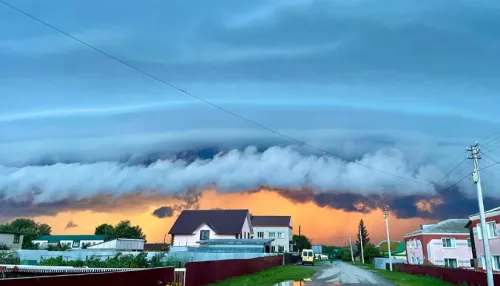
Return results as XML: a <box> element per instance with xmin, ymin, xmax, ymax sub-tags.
<box><xmin>377</xmin><ymin>240</ymin><xmax>401</xmax><ymax>252</ymax></box>
<box><xmin>251</xmin><ymin>216</ymin><xmax>291</xmax><ymax>227</ymax></box>
<box><xmin>469</xmin><ymin>206</ymin><xmax>500</xmax><ymax>219</ymax></box>
<box><xmin>33</xmin><ymin>235</ymin><xmax>106</xmax><ymax>243</ymax></box>
<box><xmin>404</xmin><ymin>219</ymin><xmax>469</xmax><ymax>237</ymax></box>
<box><xmin>392</xmin><ymin>242</ymin><xmax>406</xmax><ymax>254</ymax></box>
<box><xmin>168</xmin><ymin>209</ymin><xmax>250</xmax><ymax>235</ymax></box>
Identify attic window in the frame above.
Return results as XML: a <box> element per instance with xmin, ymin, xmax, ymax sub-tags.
<box><xmin>200</xmin><ymin>230</ymin><xmax>210</xmax><ymax>240</ymax></box>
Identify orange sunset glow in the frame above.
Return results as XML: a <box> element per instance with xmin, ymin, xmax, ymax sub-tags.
<box><xmin>34</xmin><ymin>190</ymin><xmax>434</xmax><ymax>246</ymax></box>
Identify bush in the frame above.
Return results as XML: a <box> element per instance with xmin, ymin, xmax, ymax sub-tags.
<box><xmin>0</xmin><ymin>243</ymin><xmax>10</xmax><ymax>250</ymax></box>
<box><xmin>38</xmin><ymin>252</ymin><xmax>187</xmax><ymax>268</ymax></box>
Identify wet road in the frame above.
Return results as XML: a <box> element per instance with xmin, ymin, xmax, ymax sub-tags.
<box><xmin>307</xmin><ymin>261</ymin><xmax>394</xmax><ymax>286</ymax></box>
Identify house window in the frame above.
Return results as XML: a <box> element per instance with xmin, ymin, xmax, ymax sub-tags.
<box><xmin>269</xmin><ymin>232</ymin><xmax>276</xmax><ymax>238</ymax></box>
<box><xmin>200</xmin><ymin>230</ymin><xmax>210</xmax><ymax>240</ymax></box>
<box><xmin>487</xmin><ymin>222</ymin><xmax>497</xmax><ymax>238</ymax></box>
<box><xmin>413</xmin><ymin>240</ymin><xmax>417</xmax><ymax>248</ymax></box>
<box><xmin>416</xmin><ymin>257</ymin><xmax>420</xmax><ymax>264</ymax></box>
<box><xmin>278</xmin><ymin>246</ymin><xmax>284</xmax><ymax>253</ymax></box>
<box><xmin>13</xmin><ymin>234</ymin><xmax>20</xmax><ymax>244</ymax></box>
<box><xmin>467</xmin><ymin>238</ymin><xmax>471</xmax><ymax>247</ymax></box>
<box><xmin>72</xmin><ymin>241</ymin><xmax>80</xmax><ymax>248</ymax></box>
<box><xmin>492</xmin><ymin>256</ymin><xmax>500</xmax><ymax>271</ymax></box>
<box><xmin>444</xmin><ymin>258</ymin><xmax>458</xmax><ymax>268</ymax></box>
<box><xmin>257</xmin><ymin>232</ymin><xmax>264</xmax><ymax>238</ymax></box>
<box><xmin>277</xmin><ymin>232</ymin><xmax>284</xmax><ymax>238</ymax></box>
<box><xmin>478</xmin><ymin>224</ymin><xmax>484</xmax><ymax>240</ymax></box>
<box><xmin>442</xmin><ymin>238</ymin><xmax>456</xmax><ymax>248</ymax></box>
<box><xmin>408</xmin><ymin>241</ymin><xmax>412</xmax><ymax>249</ymax></box>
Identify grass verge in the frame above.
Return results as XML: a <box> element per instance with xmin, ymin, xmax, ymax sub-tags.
<box><xmin>211</xmin><ymin>265</ymin><xmax>317</xmax><ymax>286</ymax></box>
<box><xmin>352</xmin><ymin>262</ymin><xmax>452</xmax><ymax>286</ymax></box>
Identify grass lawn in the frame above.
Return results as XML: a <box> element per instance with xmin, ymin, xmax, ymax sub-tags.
<box><xmin>352</xmin><ymin>262</ymin><xmax>452</xmax><ymax>286</ymax></box>
<box><xmin>211</xmin><ymin>265</ymin><xmax>317</xmax><ymax>286</ymax></box>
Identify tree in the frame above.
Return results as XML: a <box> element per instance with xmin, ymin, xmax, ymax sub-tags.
<box><xmin>293</xmin><ymin>234</ymin><xmax>312</xmax><ymax>251</ymax></box>
<box><xmin>355</xmin><ymin>219</ymin><xmax>370</xmax><ymax>257</ymax></box>
<box><xmin>95</xmin><ymin>224</ymin><xmax>115</xmax><ymax>237</ymax></box>
<box><xmin>0</xmin><ymin>218</ymin><xmax>52</xmax><ymax>249</ymax></box>
<box><xmin>94</xmin><ymin>220</ymin><xmax>146</xmax><ymax>241</ymax></box>
<box><xmin>341</xmin><ymin>247</ymin><xmax>352</xmax><ymax>261</ymax></box>
<box><xmin>362</xmin><ymin>243</ymin><xmax>381</xmax><ymax>262</ymax></box>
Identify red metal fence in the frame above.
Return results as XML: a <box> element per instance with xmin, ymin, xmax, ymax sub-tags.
<box><xmin>395</xmin><ymin>264</ymin><xmax>500</xmax><ymax>286</ymax></box>
<box><xmin>185</xmin><ymin>255</ymin><xmax>283</xmax><ymax>286</ymax></box>
<box><xmin>0</xmin><ymin>267</ymin><xmax>175</xmax><ymax>286</ymax></box>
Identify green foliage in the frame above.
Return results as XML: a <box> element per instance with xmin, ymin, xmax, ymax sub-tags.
<box><xmin>362</xmin><ymin>243</ymin><xmax>382</xmax><ymax>261</ymax></box>
<box><xmin>0</xmin><ymin>218</ymin><xmax>52</xmax><ymax>249</ymax></box>
<box><xmin>340</xmin><ymin>247</ymin><xmax>353</xmax><ymax>261</ymax></box>
<box><xmin>293</xmin><ymin>234</ymin><xmax>312</xmax><ymax>251</ymax></box>
<box><xmin>0</xmin><ymin>243</ymin><xmax>10</xmax><ymax>250</ymax></box>
<box><xmin>39</xmin><ymin>253</ymin><xmax>187</xmax><ymax>268</ymax></box>
<box><xmin>94</xmin><ymin>220</ymin><xmax>146</xmax><ymax>241</ymax></box>
<box><xmin>355</xmin><ymin>219</ymin><xmax>370</xmax><ymax>256</ymax></box>
<box><xmin>47</xmin><ymin>244</ymin><xmax>71</xmax><ymax>251</ymax></box>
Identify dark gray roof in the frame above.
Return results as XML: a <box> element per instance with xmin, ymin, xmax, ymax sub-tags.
<box><xmin>404</xmin><ymin>219</ymin><xmax>470</xmax><ymax>236</ymax></box>
<box><xmin>251</xmin><ymin>216</ymin><xmax>291</xmax><ymax>227</ymax></box>
<box><xmin>168</xmin><ymin>209</ymin><xmax>249</xmax><ymax>235</ymax></box>
<box><xmin>199</xmin><ymin>239</ymin><xmax>274</xmax><ymax>245</ymax></box>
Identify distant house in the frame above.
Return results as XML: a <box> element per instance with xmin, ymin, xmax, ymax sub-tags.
<box><xmin>404</xmin><ymin>219</ymin><xmax>472</xmax><ymax>268</ymax></box>
<box><xmin>87</xmin><ymin>238</ymin><xmax>144</xmax><ymax>251</ymax></box>
<box><xmin>168</xmin><ymin>209</ymin><xmax>253</xmax><ymax>247</ymax></box>
<box><xmin>31</xmin><ymin>235</ymin><xmax>106</xmax><ymax>249</ymax></box>
<box><xmin>466</xmin><ymin>206</ymin><xmax>500</xmax><ymax>270</ymax></box>
<box><xmin>0</xmin><ymin>231</ymin><xmax>24</xmax><ymax>250</ymax></box>
<box><xmin>251</xmin><ymin>216</ymin><xmax>294</xmax><ymax>253</ymax></box>
<box><xmin>380</xmin><ymin>241</ymin><xmax>406</xmax><ymax>260</ymax></box>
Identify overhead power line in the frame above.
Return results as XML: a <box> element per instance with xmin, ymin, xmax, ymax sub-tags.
<box><xmin>0</xmin><ymin>0</ymin><xmax>431</xmax><ymax>186</ymax></box>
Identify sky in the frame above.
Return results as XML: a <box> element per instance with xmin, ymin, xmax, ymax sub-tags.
<box><xmin>1</xmin><ymin>0</ymin><xmax>500</xmax><ymax>245</ymax></box>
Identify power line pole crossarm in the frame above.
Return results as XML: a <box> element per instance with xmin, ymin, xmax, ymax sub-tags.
<box><xmin>468</xmin><ymin>142</ymin><xmax>494</xmax><ymax>286</ymax></box>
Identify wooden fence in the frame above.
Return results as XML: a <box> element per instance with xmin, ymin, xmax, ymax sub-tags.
<box><xmin>185</xmin><ymin>255</ymin><xmax>283</xmax><ymax>286</ymax></box>
<box><xmin>0</xmin><ymin>267</ymin><xmax>175</xmax><ymax>286</ymax></box>
<box><xmin>395</xmin><ymin>264</ymin><xmax>500</xmax><ymax>286</ymax></box>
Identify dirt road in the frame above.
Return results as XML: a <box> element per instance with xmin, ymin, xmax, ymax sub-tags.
<box><xmin>307</xmin><ymin>261</ymin><xmax>394</xmax><ymax>285</ymax></box>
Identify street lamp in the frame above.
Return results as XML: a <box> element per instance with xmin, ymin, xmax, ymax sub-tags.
<box><xmin>383</xmin><ymin>206</ymin><xmax>393</xmax><ymax>271</ymax></box>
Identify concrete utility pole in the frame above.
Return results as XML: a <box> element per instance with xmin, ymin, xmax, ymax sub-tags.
<box><xmin>383</xmin><ymin>206</ymin><xmax>393</xmax><ymax>271</ymax></box>
<box><xmin>359</xmin><ymin>226</ymin><xmax>365</xmax><ymax>264</ymax></box>
<box><xmin>468</xmin><ymin>142</ymin><xmax>494</xmax><ymax>286</ymax></box>
<box><xmin>349</xmin><ymin>237</ymin><xmax>354</xmax><ymax>263</ymax></box>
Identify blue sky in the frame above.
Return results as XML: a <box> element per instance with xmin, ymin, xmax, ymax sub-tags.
<box><xmin>1</xmin><ymin>0</ymin><xmax>500</xmax><ymax>218</ymax></box>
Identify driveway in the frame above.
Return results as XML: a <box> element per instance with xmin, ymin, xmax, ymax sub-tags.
<box><xmin>306</xmin><ymin>261</ymin><xmax>394</xmax><ymax>286</ymax></box>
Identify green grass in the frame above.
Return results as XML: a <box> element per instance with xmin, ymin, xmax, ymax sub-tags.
<box><xmin>352</xmin><ymin>262</ymin><xmax>452</xmax><ymax>286</ymax></box>
<box><xmin>211</xmin><ymin>265</ymin><xmax>317</xmax><ymax>286</ymax></box>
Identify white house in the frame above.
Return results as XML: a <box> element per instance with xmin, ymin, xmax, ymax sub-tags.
<box><xmin>31</xmin><ymin>235</ymin><xmax>106</xmax><ymax>249</ymax></box>
<box><xmin>168</xmin><ymin>209</ymin><xmax>253</xmax><ymax>247</ymax></box>
<box><xmin>0</xmin><ymin>231</ymin><xmax>24</xmax><ymax>250</ymax></box>
<box><xmin>251</xmin><ymin>216</ymin><xmax>294</xmax><ymax>253</ymax></box>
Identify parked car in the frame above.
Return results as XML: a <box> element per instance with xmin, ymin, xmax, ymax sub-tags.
<box><xmin>301</xmin><ymin>249</ymin><xmax>315</xmax><ymax>266</ymax></box>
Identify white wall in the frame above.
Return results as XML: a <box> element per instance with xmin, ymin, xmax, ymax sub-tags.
<box><xmin>172</xmin><ymin>215</ymin><xmax>253</xmax><ymax>246</ymax></box>
<box><xmin>172</xmin><ymin>224</ymin><xmax>236</xmax><ymax>247</ymax></box>
<box><xmin>0</xmin><ymin>233</ymin><xmax>23</xmax><ymax>251</ymax></box>
<box><xmin>32</xmin><ymin>239</ymin><xmax>104</xmax><ymax>249</ymax></box>
<box><xmin>253</xmin><ymin>226</ymin><xmax>292</xmax><ymax>252</ymax></box>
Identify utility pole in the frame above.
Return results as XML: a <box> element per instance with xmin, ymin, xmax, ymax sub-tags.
<box><xmin>468</xmin><ymin>142</ymin><xmax>494</xmax><ymax>286</ymax></box>
<box><xmin>349</xmin><ymin>237</ymin><xmax>354</xmax><ymax>263</ymax></box>
<box><xmin>298</xmin><ymin>225</ymin><xmax>301</xmax><ymax>254</ymax></box>
<box><xmin>359</xmin><ymin>226</ymin><xmax>365</xmax><ymax>264</ymax></box>
<box><xmin>383</xmin><ymin>206</ymin><xmax>393</xmax><ymax>271</ymax></box>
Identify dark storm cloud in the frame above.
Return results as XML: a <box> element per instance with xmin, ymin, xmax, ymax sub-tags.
<box><xmin>64</xmin><ymin>220</ymin><xmax>78</xmax><ymax>230</ymax></box>
<box><xmin>152</xmin><ymin>206</ymin><xmax>174</xmax><ymax>218</ymax></box>
<box><xmin>272</xmin><ymin>184</ymin><xmax>500</xmax><ymax>220</ymax></box>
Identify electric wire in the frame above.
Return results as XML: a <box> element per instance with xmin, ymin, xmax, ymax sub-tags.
<box><xmin>0</xmin><ymin>0</ymin><xmax>431</xmax><ymax>186</ymax></box>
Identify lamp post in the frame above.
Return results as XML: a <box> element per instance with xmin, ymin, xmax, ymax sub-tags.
<box><xmin>383</xmin><ymin>206</ymin><xmax>393</xmax><ymax>271</ymax></box>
